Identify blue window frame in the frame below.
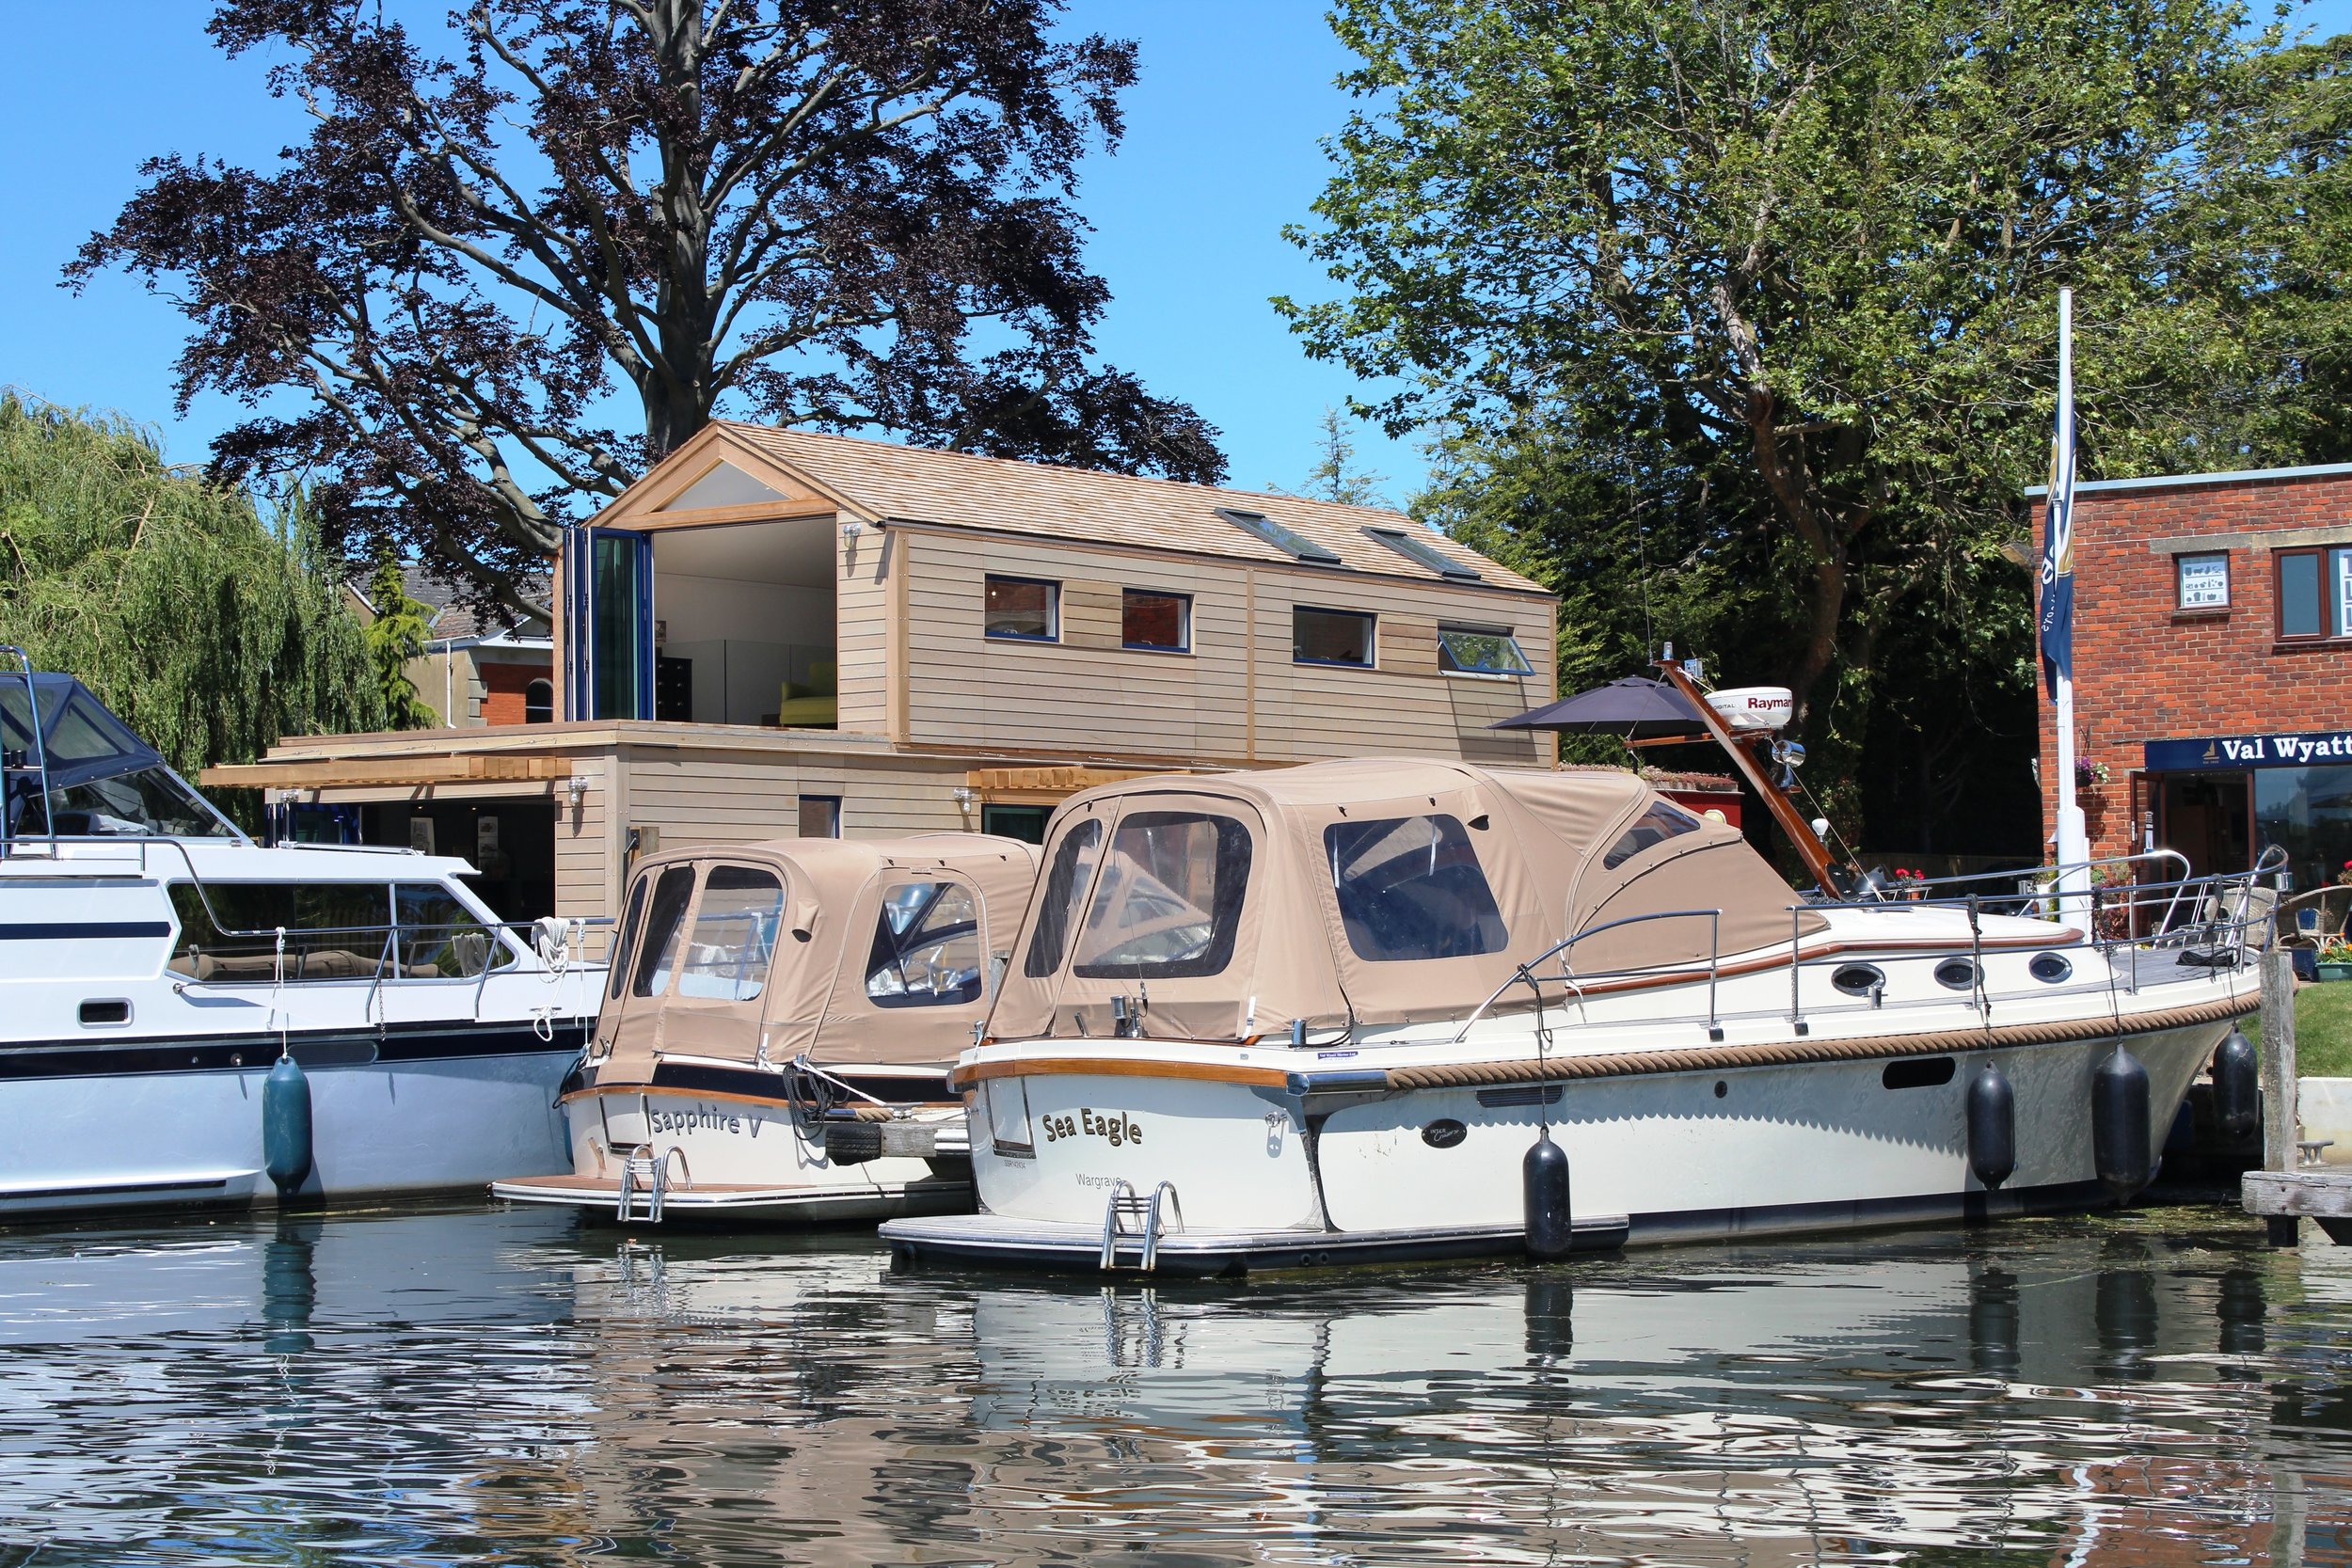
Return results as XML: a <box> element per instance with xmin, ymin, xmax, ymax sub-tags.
<box><xmin>563</xmin><ymin>527</ymin><xmax>653</xmax><ymax>720</ymax></box>
<box><xmin>984</xmin><ymin>576</ymin><xmax>1059</xmax><ymax>641</ymax></box>
<box><xmin>1294</xmin><ymin>606</ymin><xmax>1375</xmax><ymax>667</ymax></box>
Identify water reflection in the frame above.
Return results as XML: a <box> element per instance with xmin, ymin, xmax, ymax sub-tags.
<box><xmin>0</xmin><ymin>1205</ymin><xmax>2344</xmax><ymax>1565</ymax></box>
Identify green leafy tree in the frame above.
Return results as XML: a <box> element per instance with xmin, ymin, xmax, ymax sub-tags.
<box><xmin>1283</xmin><ymin>0</ymin><xmax>2352</xmax><ymax>842</ymax></box>
<box><xmin>70</xmin><ymin>1</ymin><xmax>1226</xmax><ymax>622</ymax></box>
<box><xmin>361</xmin><ymin>557</ymin><xmax>439</xmax><ymax>730</ymax></box>
<box><xmin>1290</xmin><ymin>406</ymin><xmax>1391</xmax><ymax>507</ymax></box>
<box><xmin>0</xmin><ymin>393</ymin><xmax>385</xmax><ymax>780</ymax></box>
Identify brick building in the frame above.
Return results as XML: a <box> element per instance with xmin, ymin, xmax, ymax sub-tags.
<box><xmin>2035</xmin><ymin>462</ymin><xmax>2352</xmax><ymax>892</ymax></box>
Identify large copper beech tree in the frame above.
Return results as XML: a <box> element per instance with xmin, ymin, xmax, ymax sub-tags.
<box><xmin>72</xmin><ymin>0</ymin><xmax>1225</xmax><ymax>617</ymax></box>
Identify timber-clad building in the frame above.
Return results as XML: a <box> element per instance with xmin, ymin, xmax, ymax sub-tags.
<box><xmin>210</xmin><ymin>424</ymin><xmax>1560</xmax><ymax>923</ymax></box>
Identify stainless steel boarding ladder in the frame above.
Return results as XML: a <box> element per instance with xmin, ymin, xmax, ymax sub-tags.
<box><xmin>614</xmin><ymin>1145</ymin><xmax>672</xmax><ymax>1223</ymax></box>
<box><xmin>1099</xmin><ymin>1180</ymin><xmax>1184</xmax><ymax>1273</ymax></box>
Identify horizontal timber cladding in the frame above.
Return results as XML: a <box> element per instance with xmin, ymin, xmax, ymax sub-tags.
<box><xmin>554</xmin><ymin>763</ymin><xmax>611</xmax><ymax>922</ymax></box>
<box><xmin>890</xmin><ymin>527</ymin><xmax>1557</xmax><ymax>765</ymax></box>
<box><xmin>836</xmin><ymin>527</ymin><xmax>892</xmax><ymax>735</ymax></box>
<box><xmin>1059</xmin><ymin>578</ymin><xmax>1124</xmax><ymax>650</ymax></box>
<box><xmin>617</xmin><ymin>748</ymin><xmax>968</xmax><ymax>833</ymax></box>
<box><xmin>1380</xmin><ymin>614</ymin><xmax>1441</xmax><ymax>677</ymax></box>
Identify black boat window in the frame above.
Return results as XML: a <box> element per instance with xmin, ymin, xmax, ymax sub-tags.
<box><xmin>1602</xmin><ymin>800</ymin><xmax>1704</xmax><ymax>869</ymax></box>
<box><xmin>630</xmin><ymin>864</ymin><xmax>696</xmax><ymax>997</ymax></box>
<box><xmin>1326</xmin><ymin>814</ymin><xmax>1507</xmax><ymax>962</ymax></box>
<box><xmin>607</xmin><ymin>874</ymin><xmax>649</xmax><ymax>1000</ymax></box>
<box><xmin>867</xmin><ymin>879</ymin><xmax>985</xmax><ymax>1007</ymax></box>
<box><xmin>2028</xmin><ymin>952</ymin><xmax>2073</xmax><ymax>984</ymax></box>
<box><xmin>1072</xmin><ymin>812</ymin><xmax>1252</xmax><ymax>979</ymax></box>
<box><xmin>394</xmin><ymin>883</ymin><xmax>514</xmax><ymax>978</ymax></box>
<box><xmin>676</xmin><ymin>865</ymin><xmax>785</xmax><ymax>1003</ymax></box>
<box><xmin>167</xmin><ymin>882</ymin><xmax>391</xmax><ymax>981</ymax></box>
<box><xmin>1025</xmin><ymin>818</ymin><xmax>1104</xmax><ymax>978</ymax></box>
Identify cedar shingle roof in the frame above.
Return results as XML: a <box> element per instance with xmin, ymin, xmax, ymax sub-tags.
<box><xmin>717</xmin><ymin>423</ymin><xmax>1549</xmax><ymax>595</ymax></box>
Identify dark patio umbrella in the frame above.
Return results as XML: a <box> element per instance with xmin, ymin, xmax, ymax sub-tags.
<box><xmin>1490</xmin><ymin>676</ymin><xmax>1708</xmax><ymax>738</ymax></box>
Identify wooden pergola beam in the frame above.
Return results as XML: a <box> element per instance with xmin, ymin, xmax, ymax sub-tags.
<box><xmin>964</xmin><ymin>765</ymin><xmax>1168</xmax><ymax>796</ymax></box>
<box><xmin>201</xmin><ymin>754</ymin><xmax>573</xmax><ymax>790</ymax></box>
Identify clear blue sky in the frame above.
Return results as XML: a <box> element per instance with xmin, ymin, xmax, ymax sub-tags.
<box><xmin>8</xmin><ymin>3</ymin><xmax>2346</xmax><ymax>515</ymax></box>
<box><xmin>0</xmin><ymin>2</ymin><xmax>1425</xmax><ymax>508</ymax></box>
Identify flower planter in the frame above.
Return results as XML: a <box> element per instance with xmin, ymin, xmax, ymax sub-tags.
<box><xmin>2317</xmin><ymin>961</ymin><xmax>2352</xmax><ymax>982</ymax></box>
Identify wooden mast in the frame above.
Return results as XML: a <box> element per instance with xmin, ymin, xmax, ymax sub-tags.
<box><xmin>1654</xmin><ymin>658</ymin><xmax>1844</xmax><ymax>893</ymax></box>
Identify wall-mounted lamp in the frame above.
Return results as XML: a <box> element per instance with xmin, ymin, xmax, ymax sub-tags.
<box><xmin>841</xmin><ymin>517</ymin><xmax>866</xmax><ymax>540</ymax></box>
<box><xmin>951</xmin><ymin>785</ymin><xmax>977</xmax><ymax>810</ymax></box>
<box><xmin>565</xmin><ymin>775</ymin><xmax>589</xmax><ymax>807</ymax></box>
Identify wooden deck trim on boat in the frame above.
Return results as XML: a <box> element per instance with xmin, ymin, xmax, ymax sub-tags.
<box><xmin>951</xmin><ymin>1056</ymin><xmax>1293</xmax><ymax>1090</ymax></box>
<box><xmin>1380</xmin><ymin>991</ymin><xmax>2254</xmax><ymax>1090</ymax></box>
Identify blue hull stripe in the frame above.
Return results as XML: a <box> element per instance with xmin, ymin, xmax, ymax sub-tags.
<box><xmin>0</xmin><ymin>1020</ymin><xmax>587</xmax><ymax>1081</ymax></box>
<box><xmin>0</xmin><ymin>922</ymin><xmax>171</xmax><ymax>941</ymax></box>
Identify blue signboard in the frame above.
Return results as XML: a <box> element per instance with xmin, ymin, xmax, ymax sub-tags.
<box><xmin>2145</xmin><ymin>730</ymin><xmax>2352</xmax><ymax>772</ymax></box>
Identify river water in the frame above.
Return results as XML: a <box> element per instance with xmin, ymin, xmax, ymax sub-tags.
<box><xmin>0</xmin><ymin>1201</ymin><xmax>2346</xmax><ymax>1566</ymax></box>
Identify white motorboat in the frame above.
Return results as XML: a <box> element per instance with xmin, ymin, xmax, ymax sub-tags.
<box><xmin>0</xmin><ymin>661</ymin><xmax>604</xmax><ymax>1219</ymax></box>
<box><xmin>881</xmin><ymin>755</ymin><xmax>2268</xmax><ymax>1275</ymax></box>
<box><xmin>493</xmin><ymin>833</ymin><xmax>1038</xmax><ymax>1225</ymax></box>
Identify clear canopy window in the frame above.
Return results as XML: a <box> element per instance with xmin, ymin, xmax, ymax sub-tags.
<box><xmin>1437</xmin><ymin>626</ymin><xmax>1534</xmax><ymax>676</ymax></box>
<box><xmin>631</xmin><ymin>864</ymin><xmax>697</xmax><ymax>997</ymax></box>
<box><xmin>607</xmin><ymin>874</ymin><xmax>650</xmax><ymax>1000</ymax></box>
<box><xmin>1326</xmin><ymin>815</ymin><xmax>1507</xmax><ymax>962</ymax></box>
<box><xmin>984</xmin><ymin>576</ymin><xmax>1058</xmax><ymax>641</ymax></box>
<box><xmin>1072</xmin><ymin>811</ymin><xmax>1252</xmax><ymax>979</ymax></box>
<box><xmin>1602</xmin><ymin>800</ymin><xmax>1704</xmax><ymax>869</ymax></box>
<box><xmin>1025</xmin><ymin>818</ymin><xmax>1105</xmax><ymax>978</ymax></box>
<box><xmin>677</xmin><ymin>865</ymin><xmax>786</xmax><ymax>1002</ymax></box>
<box><xmin>866</xmin><ymin>879</ymin><xmax>985</xmax><ymax>1007</ymax></box>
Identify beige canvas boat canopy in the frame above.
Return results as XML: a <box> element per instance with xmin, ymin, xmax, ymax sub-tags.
<box><xmin>595</xmin><ymin>833</ymin><xmax>1040</xmax><ymax>1078</ymax></box>
<box><xmin>988</xmin><ymin>758</ymin><xmax>1822</xmax><ymax>1040</ymax></box>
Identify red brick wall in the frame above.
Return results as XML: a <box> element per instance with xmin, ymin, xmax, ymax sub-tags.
<box><xmin>480</xmin><ymin>658</ymin><xmax>552</xmax><ymax>727</ymax></box>
<box><xmin>2038</xmin><ymin>469</ymin><xmax>2352</xmax><ymax>861</ymax></box>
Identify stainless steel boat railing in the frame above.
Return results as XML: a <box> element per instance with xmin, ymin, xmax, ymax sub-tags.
<box><xmin>1438</xmin><ymin>852</ymin><xmax>2279</xmax><ymax>1048</ymax></box>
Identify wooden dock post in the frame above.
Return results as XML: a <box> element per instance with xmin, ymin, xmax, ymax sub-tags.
<box><xmin>2260</xmin><ymin>948</ymin><xmax>2300</xmax><ymax>1245</ymax></box>
<box><xmin>2243</xmin><ymin>946</ymin><xmax>2352</xmax><ymax>1243</ymax></box>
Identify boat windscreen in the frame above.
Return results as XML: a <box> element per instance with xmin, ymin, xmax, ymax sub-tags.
<box><xmin>1</xmin><ymin>674</ymin><xmax>166</xmax><ymax>788</ymax></box>
<box><xmin>2</xmin><ymin>673</ymin><xmax>232</xmax><ymax>837</ymax></box>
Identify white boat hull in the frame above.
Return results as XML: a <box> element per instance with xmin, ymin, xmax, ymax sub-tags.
<box><xmin>884</xmin><ymin>1008</ymin><xmax>2240</xmax><ymax>1274</ymax></box>
<box><xmin>492</xmin><ymin>1083</ymin><xmax>971</xmax><ymax>1225</ymax></box>
<box><xmin>0</xmin><ymin>1028</ymin><xmax>580</xmax><ymax>1219</ymax></box>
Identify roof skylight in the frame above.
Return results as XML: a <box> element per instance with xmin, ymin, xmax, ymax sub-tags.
<box><xmin>1216</xmin><ymin>508</ymin><xmax>1341</xmax><ymax>565</ymax></box>
<box><xmin>1365</xmin><ymin>527</ymin><xmax>1481</xmax><ymax>580</ymax></box>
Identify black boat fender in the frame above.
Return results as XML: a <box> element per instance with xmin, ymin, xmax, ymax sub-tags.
<box><xmin>1523</xmin><ymin>1128</ymin><xmax>1571</xmax><ymax>1259</ymax></box>
<box><xmin>1966</xmin><ymin>1061</ymin><xmax>2016</xmax><ymax>1190</ymax></box>
<box><xmin>2211</xmin><ymin>1028</ymin><xmax>2259</xmax><ymax>1141</ymax></box>
<box><xmin>2092</xmin><ymin>1045</ymin><xmax>2152</xmax><ymax>1198</ymax></box>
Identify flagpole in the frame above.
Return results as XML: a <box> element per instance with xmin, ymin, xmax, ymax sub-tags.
<box><xmin>2051</xmin><ymin>287</ymin><xmax>2092</xmax><ymax>923</ymax></box>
